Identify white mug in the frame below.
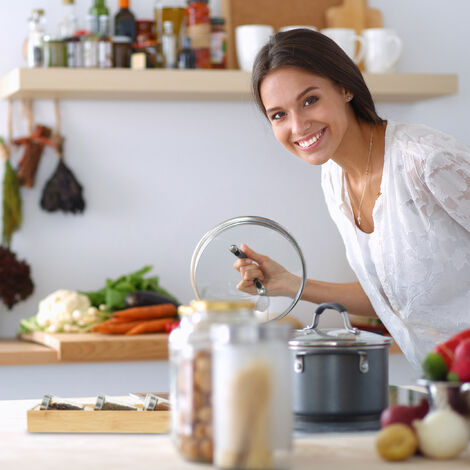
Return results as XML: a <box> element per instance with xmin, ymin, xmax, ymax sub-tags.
<box><xmin>320</xmin><ymin>28</ymin><xmax>365</xmax><ymax>64</ymax></box>
<box><xmin>279</xmin><ymin>25</ymin><xmax>318</xmax><ymax>33</ymax></box>
<box><xmin>236</xmin><ymin>24</ymin><xmax>274</xmax><ymax>71</ymax></box>
<box><xmin>362</xmin><ymin>28</ymin><xmax>403</xmax><ymax>73</ymax></box>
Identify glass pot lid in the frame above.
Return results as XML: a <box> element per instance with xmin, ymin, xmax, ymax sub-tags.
<box><xmin>190</xmin><ymin>216</ymin><xmax>306</xmax><ymax>322</ymax></box>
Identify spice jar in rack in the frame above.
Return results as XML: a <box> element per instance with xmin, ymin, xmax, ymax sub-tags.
<box><xmin>169</xmin><ymin>300</ymin><xmax>256</xmax><ymax>463</ymax></box>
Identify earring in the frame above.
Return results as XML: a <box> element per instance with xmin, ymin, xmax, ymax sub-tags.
<box><xmin>346</xmin><ymin>95</ymin><xmax>353</xmax><ymax>102</ymax></box>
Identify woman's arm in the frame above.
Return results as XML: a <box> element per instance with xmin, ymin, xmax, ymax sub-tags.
<box><xmin>300</xmin><ymin>279</ymin><xmax>377</xmax><ymax>317</ymax></box>
<box><xmin>234</xmin><ymin>244</ymin><xmax>377</xmax><ymax>318</ymax></box>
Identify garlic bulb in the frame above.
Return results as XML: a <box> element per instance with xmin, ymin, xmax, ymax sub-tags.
<box><xmin>413</xmin><ymin>409</ymin><xmax>469</xmax><ymax>459</ymax></box>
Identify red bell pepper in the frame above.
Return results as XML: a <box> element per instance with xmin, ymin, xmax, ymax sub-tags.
<box><xmin>434</xmin><ymin>328</ymin><xmax>470</xmax><ymax>369</ymax></box>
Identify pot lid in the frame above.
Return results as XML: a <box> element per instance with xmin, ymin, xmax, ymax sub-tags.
<box><xmin>190</xmin><ymin>216</ymin><xmax>306</xmax><ymax>322</ymax></box>
<box><xmin>288</xmin><ymin>302</ymin><xmax>393</xmax><ymax>349</ymax></box>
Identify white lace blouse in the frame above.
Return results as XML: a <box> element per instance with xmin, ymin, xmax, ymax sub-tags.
<box><xmin>321</xmin><ymin>120</ymin><xmax>470</xmax><ymax>371</ymax></box>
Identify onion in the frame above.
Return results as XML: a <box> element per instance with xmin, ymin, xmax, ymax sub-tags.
<box><xmin>413</xmin><ymin>409</ymin><xmax>469</xmax><ymax>459</ymax></box>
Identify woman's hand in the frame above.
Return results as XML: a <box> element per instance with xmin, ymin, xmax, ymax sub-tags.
<box><xmin>233</xmin><ymin>243</ymin><xmax>300</xmax><ymax>297</ymax></box>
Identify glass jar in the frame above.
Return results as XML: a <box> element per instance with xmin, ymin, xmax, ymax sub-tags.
<box><xmin>169</xmin><ymin>300</ymin><xmax>256</xmax><ymax>463</ymax></box>
<box><xmin>186</xmin><ymin>0</ymin><xmax>210</xmax><ymax>68</ymax></box>
<box><xmin>210</xmin><ymin>17</ymin><xmax>226</xmax><ymax>69</ymax></box>
<box><xmin>211</xmin><ymin>323</ymin><xmax>293</xmax><ymax>469</ymax></box>
<box><xmin>43</xmin><ymin>37</ymin><xmax>67</xmax><ymax>67</ymax></box>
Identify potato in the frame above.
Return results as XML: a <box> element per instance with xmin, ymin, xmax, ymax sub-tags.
<box><xmin>376</xmin><ymin>423</ymin><xmax>418</xmax><ymax>461</ymax></box>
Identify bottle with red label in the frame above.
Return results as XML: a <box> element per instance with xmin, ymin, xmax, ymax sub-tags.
<box><xmin>186</xmin><ymin>0</ymin><xmax>210</xmax><ymax>68</ymax></box>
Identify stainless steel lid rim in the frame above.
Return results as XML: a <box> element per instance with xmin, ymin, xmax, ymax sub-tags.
<box><xmin>290</xmin><ymin>344</ymin><xmax>391</xmax><ymax>352</ymax></box>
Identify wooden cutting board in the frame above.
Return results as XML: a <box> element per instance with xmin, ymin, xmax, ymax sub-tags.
<box><xmin>20</xmin><ymin>331</ymin><xmax>169</xmax><ymax>362</ymax></box>
<box><xmin>222</xmin><ymin>0</ymin><xmax>343</xmax><ymax>69</ymax></box>
<box><xmin>325</xmin><ymin>0</ymin><xmax>383</xmax><ymax>33</ymax></box>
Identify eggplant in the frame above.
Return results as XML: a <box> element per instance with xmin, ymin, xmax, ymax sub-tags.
<box><xmin>125</xmin><ymin>290</ymin><xmax>180</xmax><ymax>308</ymax></box>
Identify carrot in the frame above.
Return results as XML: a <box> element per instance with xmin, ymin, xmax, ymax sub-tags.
<box><xmin>112</xmin><ymin>304</ymin><xmax>177</xmax><ymax>322</ymax></box>
<box><xmin>125</xmin><ymin>318</ymin><xmax>170</xmax><ymax>335</ymax></box>
<box><xmin>92</xmin><ymin>319</ymin><xmax>144</xmax><ymax>334</ymax></box>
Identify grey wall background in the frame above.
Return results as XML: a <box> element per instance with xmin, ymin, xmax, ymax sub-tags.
<box><xmin>0</xmin><ymin>0</ymin><xmax>467</xmax><ymax>396</ymax></box>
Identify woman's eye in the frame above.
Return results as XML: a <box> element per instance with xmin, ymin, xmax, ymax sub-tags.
<box><xmin>271</xmin><ymin>111</ymin><xmax>285</xmax><ymax>121</ymax></box>
<box><xmin>304</xmin><ymin>96</ymin><xmax>318</xmax><ymax>106</ymax></box>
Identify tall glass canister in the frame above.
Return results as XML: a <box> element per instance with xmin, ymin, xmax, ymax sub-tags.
<box><xmin>169</xmin><ymin>300</ymin><xmax>256</xmax><ymax>463</ymax></box>
<box><xmin>211</xmin><ymin>323</ymin><xmax>293</xmax><ymax>469</ymax></box>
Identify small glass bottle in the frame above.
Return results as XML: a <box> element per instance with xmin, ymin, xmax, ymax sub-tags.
<box><xmin>114</xmin><ymin>0</ymin><xmax>137</xmax><ymax>44</ymax></box>
<box><xmin>186</xmin><ymin>0</ymin><xmax>211</xmax><ymax>68</ymax></box>
<box><xmin>162</xmin><ymin>20</ymin><xmax>176</xmax><ymax>68</ymax></box>
<box><xmin>178</xmin><ymin>36</ymin><xmax>196</xmax><ymax>69</ymax></box>
<box><xmin>169</xmin><ymin>300</ymin><xmax>256</xmax><ymax>463</ymax></box>
<box><xmin>112</xmin><ymin>35</ymin><xmax>132</xmax><ymax>67</ymax></box>
<box><xmin>211</xmin><ymin>323</ymin><xmax>293</xmax><ymax>470</ymax></box>
<box><xmin>98</xmin><ymin>15</ymin><xmax>113</xmax><ymax>68</ymax></box>
<box><xmin>210</xmin><ymin>17</ymin><xmax>226</xmax><ymax>69</ymax></box>
<box><xmin>58</xmin><ymin>0</ymin><xmax>78</xmax><ymax>39</ymax></box>
<box><xmin>26</xmin><ymin>9</ymin><xmax>46</xmax><ymax>68</ymax></box>
<box><xmin>88</xmin><ymin>0</ymin><xmax>109</xmax><ymax>36</ymax></box>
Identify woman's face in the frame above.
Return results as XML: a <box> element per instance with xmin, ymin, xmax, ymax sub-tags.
<box><xmin>260</xmin><ymin>66</ymin><xmax>353</xmax><ymax>165</ymax></box>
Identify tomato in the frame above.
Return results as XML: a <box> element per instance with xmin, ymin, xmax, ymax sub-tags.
<box><xmin>449</xmin><ymin>357</ymin><xmax>470</xmax><ymax>383</ymax></box>
<box><xmin>165</xmin><ymin>319</ymin><xmax>180</xmax><ymax>333</ymax></box>
<box><xmin>454</xmin><ymin>338</ymin><xmax>470</xmax><ymax>363</ymax></box>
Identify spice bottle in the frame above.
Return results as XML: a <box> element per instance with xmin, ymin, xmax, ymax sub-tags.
<box><xmin>186</xmin><ymin>0</ymin><xmax>211</xmax><ymax>68</ymax></box>
<box><xmin>210</xmin><ymin>17</ymin><xmax>226</xmax><ymax>69</ymax></box>
<box><xmin>98</xmin><ymin>15</ymin><xmax>113</xmax><ymax>67</ymax></box>
<box><xmin>112</xmin><ymin>35</ymin><xmax>132</xmax><ymax>67</ymax></box>
<box><xmin>162</xmin><ymin>20</ymin><xmax>177</xmax><ymax>68</ymax></box>
<box><xmin>178</xmin><ymin>36</ymin><xmax>196</xmax><ymax>69</ymax></box>
<box><xmin>26</xmin><ymin>9</ymin><xmax>46</xmax><ymax>68</ymax></box>
<box><xmin>211</xmin><ymin>323</ymin><xmax>293</xmax><ymax>470</ymax></box>
<box><xmin>169</xmin><ymin>300</ymin><xmax>256</xmax><ymax>463</ymax></box>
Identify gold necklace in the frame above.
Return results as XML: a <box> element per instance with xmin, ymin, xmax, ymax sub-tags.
<box><xmin>349</xmin><ymin>127</ymin><xmax>374</xmax><ymax>227</ymax></box>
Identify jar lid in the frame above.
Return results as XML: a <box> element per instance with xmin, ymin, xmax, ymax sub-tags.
<box><xmin>190</xmin><ymin>299</ymin><xmax>255</xmax><ymax>312</ymax></box>
<box><xmin>288</xmin><ymin>302</ymin><xmax>392</xmax><ymax>350</ymax></box>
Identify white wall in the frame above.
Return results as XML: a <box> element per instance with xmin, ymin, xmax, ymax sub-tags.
<box><xmin>0</xmin><ymin>0</ymin><xmax>468</xmax><ymax>390</ymax></box>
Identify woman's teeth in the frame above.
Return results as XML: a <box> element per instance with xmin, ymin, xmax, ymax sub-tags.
<box><xmin>297</xmin><ymin>129</ymin><xmax>323</xmax><ymax>148</ymax></box>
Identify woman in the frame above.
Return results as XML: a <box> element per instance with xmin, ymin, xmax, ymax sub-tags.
<box><xmin>234</xmin><ymin>29</ymin><xmax>470</xmax><ymax>371</ymax></box>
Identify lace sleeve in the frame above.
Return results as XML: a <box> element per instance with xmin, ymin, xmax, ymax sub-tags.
<box><xmin>424</xmin><ymin>147</ymin><xmax>470</xmax><ymax>232</ymax></box>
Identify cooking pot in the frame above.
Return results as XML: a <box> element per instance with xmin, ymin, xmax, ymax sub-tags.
<box><xmin>289</xmin><ymin>302</ymin><xmax>392</xmax><ymax>423</ymax></box>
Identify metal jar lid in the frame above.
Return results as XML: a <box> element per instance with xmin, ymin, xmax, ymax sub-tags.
<box><xmin>288</xmin><ymin>302</ymin><xmax>393</xmax><ymax>351</ymax></box>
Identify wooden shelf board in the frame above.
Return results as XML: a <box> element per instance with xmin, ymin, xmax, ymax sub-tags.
<box><xmin>0</xmin><ymin>68</ymin><xmax>458</xmax><ymax>103</ymax></box>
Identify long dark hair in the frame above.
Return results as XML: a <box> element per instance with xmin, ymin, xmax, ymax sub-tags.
<box><xmin>252</xmin><ymin>29</ymin><xmax>383</xmax><ymax>124</ymax></box>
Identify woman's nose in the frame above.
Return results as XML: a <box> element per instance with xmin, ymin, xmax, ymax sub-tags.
<box><xmin>291</xmin><ymin>112</ymin><xmax>311</xmax><ymax>136</ymax></box>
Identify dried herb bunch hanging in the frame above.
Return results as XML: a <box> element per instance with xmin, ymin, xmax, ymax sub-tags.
<box><xmin>40</xmin><ymin>157</ymin><xmax>85</xmax><ymax>213</ymax></box>
<box><xmin>0</xmin><ymin>138</ymin><xmax>22</xmax><ymax>247</ymax></box>
<box><xmin>40</xmin><ymin>101</ymin><xmax>85</xmax><ymax>214</ymax></box>
<box><xmin>0</xmin><ymin>246</ymin><xmax>34</xmax><ymax>309</ymax></box>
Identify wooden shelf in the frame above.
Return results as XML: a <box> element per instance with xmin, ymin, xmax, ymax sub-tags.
<box><xmin>0</xmin><ymin>67</ymin><xmax>458</xmax><ymax>103</ymax></box>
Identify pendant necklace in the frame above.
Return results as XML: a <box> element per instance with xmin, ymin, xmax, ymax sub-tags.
<box><xmin>349</xmin><ymin>126</ymin><xmax>374</xmax><ymax>227</ymax></box>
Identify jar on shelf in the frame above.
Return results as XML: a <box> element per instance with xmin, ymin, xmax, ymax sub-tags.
<box><xmin>211</xmin><ymin>322</ymin><xmax>293</xmax><ymax>470</ymax></box>
<box><xmin>112</xmin><ymin>35</ymin><xmax>132</xmax><ymax>67</ymax></box>
<box><xmin>43</xmin><ymin>37</ymin><xmax>67</xmax><ymax>67</ymax></box>
<box><xmin>169</xmin><ymin>300</ymin><xmax>256</xmax><ymax>463</ymax></box>
<box><xmin>186</xmin><ymin>0</ymin><xmax>211</xmax><ymax>68</ymax></box>
<box><xmin>210</xmin><ymin>17</ymin><xmax>226</xmax><ymax>69</ymax></box>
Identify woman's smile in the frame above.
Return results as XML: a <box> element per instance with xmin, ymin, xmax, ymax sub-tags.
<box><xmin>294</xmin><ymin>127</ymin><xmax>326</xmax><ymax>150</ymax></box>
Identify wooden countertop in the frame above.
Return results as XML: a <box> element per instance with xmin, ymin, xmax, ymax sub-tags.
<box><xmin>1</xmin><ymin>398</ymin><xmax>468</xmax><ymax>469</ymax></box>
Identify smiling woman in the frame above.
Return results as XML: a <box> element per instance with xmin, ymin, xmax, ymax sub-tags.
<box><xmin>232</xmin><ymin>28</ymin><xmax>470</xmax><ymax>372</ymax></box>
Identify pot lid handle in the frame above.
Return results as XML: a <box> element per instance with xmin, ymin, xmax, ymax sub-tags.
<box><xmin>306</xmin><ymin>302</ymin><xmax>359</xmax><ymax>335</ymax></box>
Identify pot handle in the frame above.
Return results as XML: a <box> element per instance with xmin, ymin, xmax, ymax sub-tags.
<box><xmin>306</xmin><ymin>302</ymin><xmax>359</xmax><ymax>335</ymax></box>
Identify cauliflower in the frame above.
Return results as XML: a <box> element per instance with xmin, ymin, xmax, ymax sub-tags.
<box><xmin>36</xmin><ymin>289</ymin><xmax>100</xmax><ymax>332</ymax></box>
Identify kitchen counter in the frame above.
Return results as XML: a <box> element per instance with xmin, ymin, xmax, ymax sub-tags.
<box><xmin>1</xmin><ymin>397</ymin><xmax>468</xmax><ymax>470</ymax></box>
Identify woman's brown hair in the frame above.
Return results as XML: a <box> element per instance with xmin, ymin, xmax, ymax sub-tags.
<box><xmin>252</xmin><ymin>29</ymin><xmax>384</xmax><ymax>124</ymax></box>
